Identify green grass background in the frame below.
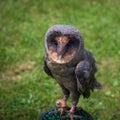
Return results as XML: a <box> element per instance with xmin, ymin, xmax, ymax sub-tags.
<box><xmin>0</xmin><ymin>0</ymin><xmax>120</xmax><ymax>120</ymax></box>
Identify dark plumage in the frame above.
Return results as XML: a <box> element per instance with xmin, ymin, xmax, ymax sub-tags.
<box><xmin>43</xmin><ymin>24</ymin><xmax>102</xmax><ymax>117</ymax></box>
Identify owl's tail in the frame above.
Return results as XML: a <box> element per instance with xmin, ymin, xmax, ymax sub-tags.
<box><xmin>93</xmin><ymin>80</ymin><xmax>102</xmax><ymax>89</ymax></box>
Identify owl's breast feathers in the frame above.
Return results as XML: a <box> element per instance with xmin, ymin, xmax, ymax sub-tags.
<box><xmin>46</xmin><ymin>57</ymin><xmax>75</xmax><ymax>78</ymax></box>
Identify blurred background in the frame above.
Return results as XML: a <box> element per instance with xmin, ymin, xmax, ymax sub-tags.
<box><xmin>0</xmin><ymin>0</ymin><xmax>120</xmax><ymax>120</ymax></box>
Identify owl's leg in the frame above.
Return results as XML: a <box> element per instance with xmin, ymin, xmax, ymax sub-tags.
<box><xmin>61</xmin><ymin>91</ymin><xmax>81</xmax><ymax>120</ymax></box>
<box><xmin>50</xmin><ymin>85</ymin><xmax>70</xmax><ymax>115</ymax></box>
<box><xmin>56</xmin><ymin>85</ymin><xmax>70</xmax><ymax>113</ymax></box>
<box><xmin>70</xmin><ymin>91</ymin><xmax>80</xmax><ymax>113</ymax></box>
<box><xmin>61</xmin><ymin>85</ymin><xmax>70</xmax><ymax>102</ymax></box>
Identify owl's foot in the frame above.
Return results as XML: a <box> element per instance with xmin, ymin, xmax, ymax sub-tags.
<box><xmin>56</xmin><ymin>99</ymin><xmax>67</xmax><ymax>108</ymax></box>
<box><xmin>49</xmin><ymin>107</ymin><xmax>68</xmax><ymax>115</ymax></box>
<box><xmin>61</xmin><ymin>106</ymin><xmax>81</xmax><ymax>120</ymax></box>
<box><xmin>61</xmin><ymin>112</ymin><xmax>81</xmax><ymax>120</ymax></box>
<box><xmin>49</xmin><ymin>99</ymin><xmax>68</xmax><ymax>115</ymax></box>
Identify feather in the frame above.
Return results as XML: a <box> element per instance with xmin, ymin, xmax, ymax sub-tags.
<box><xmin>43</xmin><ymin>56</ymin><xmax>54</xmax><ymax>78</ymax></box>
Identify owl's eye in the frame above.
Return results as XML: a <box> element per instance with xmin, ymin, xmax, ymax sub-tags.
<box><xmin>51</xmin><ymin>39</ymin><xmax>58</xmax><ymax>46</ymax></box>
<box><xmin>66</xmin><ymin>39</ymin><xmax>78</xmax><ymax>49</ymax></box>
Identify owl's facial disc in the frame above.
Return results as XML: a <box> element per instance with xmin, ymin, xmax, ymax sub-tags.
<box><xmin>48</xmin><ymin>35</ymin><xmax>79</xmax><ymax>64</ymax></box>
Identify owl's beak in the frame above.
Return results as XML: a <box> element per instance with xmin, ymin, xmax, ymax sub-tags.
<box><xmin>57</xmin><ymin>44</ymin><xmax>66</xmax><ymax>59</ymax></box>
<box><xmin>55</xmin><ymin>36</ymin><xmax>69</xmax><ymax>59</ymax></box>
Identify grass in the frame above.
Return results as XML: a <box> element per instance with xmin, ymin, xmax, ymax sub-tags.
<box><xmin>0</xmin><ymin>0</ymin><xmax>120</xmax><ymax>120</ymax></box>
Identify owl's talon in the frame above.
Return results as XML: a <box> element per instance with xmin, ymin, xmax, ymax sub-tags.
<box><xmin>49</xmin><ymin>107</ymin><xmax>67</xmax><ymax>115</ymax></box>
<box><xmin>61</xmin><ymin>112</ymin><xmax>81</xmax><ymax>120</ymax></box>
<box><xmin>61</xmin><ymin>106</ymin><xmax>81</xmax><ymax>120</ymax></box>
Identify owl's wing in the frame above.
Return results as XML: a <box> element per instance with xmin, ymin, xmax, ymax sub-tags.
<box><xmin>75</xmin><ymin>60</ymin><xmax>102</xmax><ymax>98</ymax></box>
<box><xmin>84</xmin><ymin>50</ymin><xmax>102</xmax><ymax>89</ymax></box>
<box><xmin>75</xmin><ymin>61</ymin><xmax>91</xmax><ymax>96</ymax></box>
<box><xmin>84</xmin><ymin>49</ymin><xmax>97</xmax><ymax>74</ymax></box>
<box><xmin>43</xmin><ymin>56</ymin><xmax>54</xmax><ymax>78</ymax></box>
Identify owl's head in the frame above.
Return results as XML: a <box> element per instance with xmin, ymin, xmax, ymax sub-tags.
<box><xmin>45</xmin><ymin>24</ymin><xmax>84</xmax><ymax>64</ymax></box>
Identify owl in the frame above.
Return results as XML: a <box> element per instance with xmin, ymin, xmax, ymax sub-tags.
<box><xmin>43</xmin><ymin>24</ymin><xmax>102</xmax><ymax>119</ymax></box>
